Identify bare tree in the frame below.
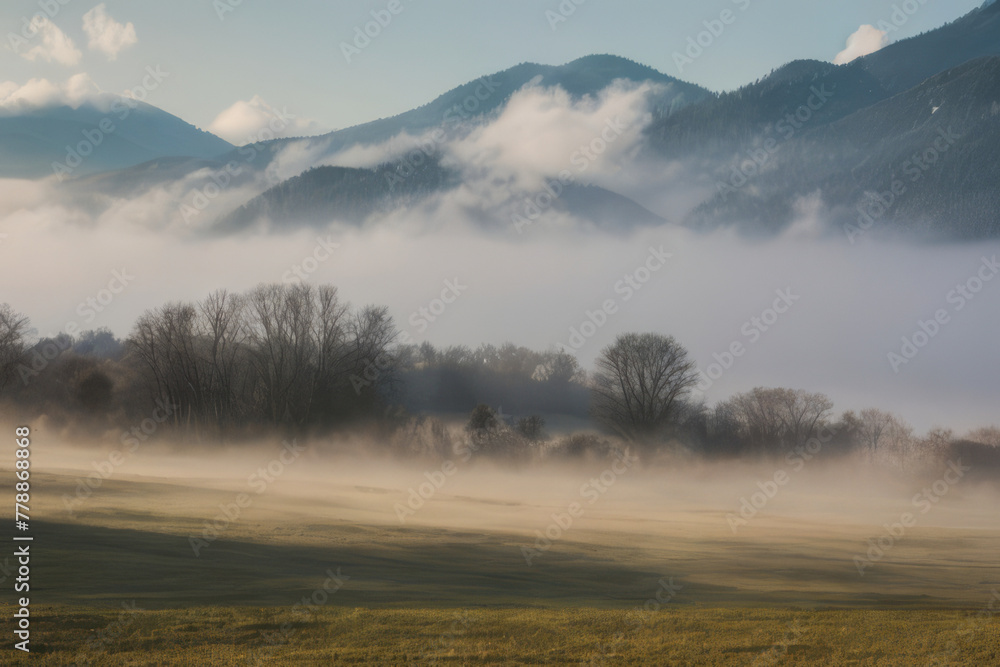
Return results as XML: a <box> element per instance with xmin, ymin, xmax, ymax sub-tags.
<box><xmin>886</xmin><ymin>416</ymin><xmax>914</xmax><ymax>469</ymax></box>
<box><xmin>308</xmin><ymin>285</ymin><xmax>350</xmax><ymax>420</ymax></box>
<box><xmin>777</xmin><ymin>389</ymin><xmax>833</xmax><ymax>448</ymax></box>
<box><xmin>857</xmin><ymin>408</ymin><xmax>893</xmax><ymax>459</ymax></box>
<box><xmin>718</xmin><ymin>387</ymin><xmax>833</xmax><ymax>455</ymax></box>
<box><xmin>198</xmin><ymin>290</ymin><xmax>251</xmax><ymax>433</ymax></box>
<box><xmin>0</xmin><ymin>304</ymin><xmax>29</xmax><ymax>394</ymax></box>
<box><xmin>591</xmin><ymin>333</ymin><xmax>698</xmax><ymax>440</ymax></box>
<box><xmin>346</xmin><ymin>304</ymin><xmax>399</xmax><ymax>409</ymax></box>
<box><xmin>245</xmin><ymin>284</ymin><xmax>317</xmax><ymax>426</ymax></box>
<box><xmin>126</xmin><ymin>284</ymin><xmax>400</xmax><ymax>434</ymax></box>
<box><xmin>967</xmin><ymin>426</ymin><xmax>1000</xmax><ymax>448</ymax></box>
<box><xmin>349</xmin><ymin>305</ymin><xmax>397</xmax><ymax>373</ymax></box>
<box><xmin>921</xmin><ymin>427</ymin><xmax>955</xmax><ymax>461</ymax></box>
<box><xmin>127</xmin><ymin>303</ymin><xmax>201</xmax><ymax>430</ymax></box>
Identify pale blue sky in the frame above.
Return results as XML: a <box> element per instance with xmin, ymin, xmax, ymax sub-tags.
<box><xmin>1</xmin><ymin>0</ymin><xmax>984</xmax><ymax>133</ymax></box>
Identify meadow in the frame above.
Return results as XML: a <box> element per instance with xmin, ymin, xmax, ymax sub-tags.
<box><xmin>3</xmin><ymin>439</ymin><xmax>999</xmax><ymax>665</ymax></box>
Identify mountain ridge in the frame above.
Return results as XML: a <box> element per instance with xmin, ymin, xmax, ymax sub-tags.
<box><xmin>6</xmin><ymin>5</ymin><xmax>999</xmax><ymax>240</ymax></box>
<box><xmin>0</xmin><ymin>97</ymin><xmax>233</xmax><ymax>179</ymax></box>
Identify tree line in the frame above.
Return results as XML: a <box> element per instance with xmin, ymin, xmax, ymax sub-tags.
<box><xmin>0</xmin><ymin>289</ymin><xmax>997</xmax><ymax>469</ymax></box>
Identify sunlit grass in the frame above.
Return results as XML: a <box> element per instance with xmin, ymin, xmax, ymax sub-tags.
<box><xmin>4</xmin><ymin>604</ymin><xmax>998</xmax><ymax>665</ymax></box>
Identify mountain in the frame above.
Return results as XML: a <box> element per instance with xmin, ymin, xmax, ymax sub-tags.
<box><xmin>646</xmin><ymin>59</ymin><xmax>890</xmax><ymax>159</ymax></box>
<box><xmin>18</xmin><ymin>4</ymin><xmax>1000</xmax><ymax>240</ymax></box>
<box><xmin>63</xmin><ymin>54</ymin><xmax>707</xmax><ymax>227</ymax></box>
<box><xmin>206</xmin><ymin>55</ymin><xmax>703</xmax><ymax>231</ymax></box>
<box><xmin>647</xmin><ymin>1</ymin><xmax>1000</xmax><ymax>160</ymax></box>
<box><xmin>218</xmin><ymin>157</ymin><xmax>665</xmax><ymax>232</ymax></box>
<box><xmin>685</xmin><ymin>56</ymin><xmax>1000</xmax><ymax>239</ymax></box>
<box><xmin>0</xmin><ymin>96</ymin><xmax>233</xmax><ymax>179</ymax></box>
<box><xmin>858</xmin><ymin>0</ymin><xmax>1000</xmax><ymax>95</ymax></box>
<box><xmin>218</xmin><ymin>160</ymin><xmax>459</xmax><ymax>231</ymax></box>
<box><xmin>642</xmin><ymin>1</ymin><xmax>1000</xmax><ymax>239</ymax></box>
<box><xmin>231</xmin><ymin>54</ymin><xmax>713</xmax><ymax>167</ymax></box>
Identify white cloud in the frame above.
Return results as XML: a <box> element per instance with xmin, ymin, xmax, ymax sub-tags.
<box><xmin>264</xmin><ymin>79</ymin><xmax>668</xmax><ymax>216</ymax></box>
<box><xmin>448</xmin><ymin>79</ymin><xmax>660</xmax><ymax>191</ymax></box>
<box><xmin>834</xmin><ymin>24</ymin><xmax>890</xmax><ymax>65</ymax></box>
<box><xmin>82</xmin><ymin>4</ymin><xmax>137</xmax><ymax>60</ymax></box>
<box><xmin>17</xmin><ymin>16</ymin><xmax>82</xmax><ymax>66</ymax></box>
<box><xmin>208</xmin><ymin>95</ymin><xmax>326</xmax><ymax>144</ymax></box>
<box><xmin>0</xmin><ymin>74</ymin><xmax>101</xmax><ymax>111</ymax></box>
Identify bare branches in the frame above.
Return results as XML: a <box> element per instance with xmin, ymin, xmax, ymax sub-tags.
<box><xmin>0</xmin><ymin>304</ymin><xmax>30</xmax><ymax>394</ymax></box>
<box><xmin>124</xmin><ymin>283</ymin><xmax>398</xmax><ymax>435</ymax></box>
<box><xmin>591</xmin><ymin>333</ymin><xmax>698</xmax><ymax>441</ymax></box>
<box><xmin>718</xmin><ymin>387</ymin><xmax>833</xmax><ymax>455</ymax></box>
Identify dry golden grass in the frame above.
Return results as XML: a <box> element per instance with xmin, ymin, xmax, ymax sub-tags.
<box><xmin>5</xmin><ymin>448</ymin><xmax>999</xmax><ymax>664</ymax></box>
<box><xmin>2</xmin><ymin>605</ymin><xmax>998</xmax><ymax>665</ymax></box>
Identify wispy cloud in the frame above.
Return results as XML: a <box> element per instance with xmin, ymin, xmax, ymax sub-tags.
<box><xmin>83</xmin><ymin>4</ymin><xmax>138</xmax><ymax>60</ymax></box>
<box><xmin>447</xmin><ymin>80</ymin><xmax>659</xmax><ymax>192</ymax></box>
<box><xmin>16</xmin><ymin>16</ymin><xmax>81</xmax><ymax>66</ymax></box>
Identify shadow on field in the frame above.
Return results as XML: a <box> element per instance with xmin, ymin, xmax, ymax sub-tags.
<box><xmin>30</xmin><ymin>518</ymin><xmax>970</xmax><ymax>612</ymax></box>
<box><xmin>31</xmin><ymin>519</ymin><xmax>688</xmax><ymax>610</ymax></box>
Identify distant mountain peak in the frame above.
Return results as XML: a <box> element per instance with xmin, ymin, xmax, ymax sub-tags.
<box><xmin>0</xmin><ymin>93</ymin><xmax>233</xmax><ymax>179</ymax></box>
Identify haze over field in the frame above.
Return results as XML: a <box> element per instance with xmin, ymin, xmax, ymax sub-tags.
<box><xmin>17</xmin><ymin>431</ymin><xmax>1000</xmax><ymax>608</ymax></box>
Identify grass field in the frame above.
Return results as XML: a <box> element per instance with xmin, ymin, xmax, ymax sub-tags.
<box><xmin>4</xmin><ymin>440</ymin><xmax>1000</xmax><ymax>664</ymax></box>
<box><xmin>4</xmin><ymin>605</ymin><xmax>1000</xmax><ymax>665</ymax></box>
